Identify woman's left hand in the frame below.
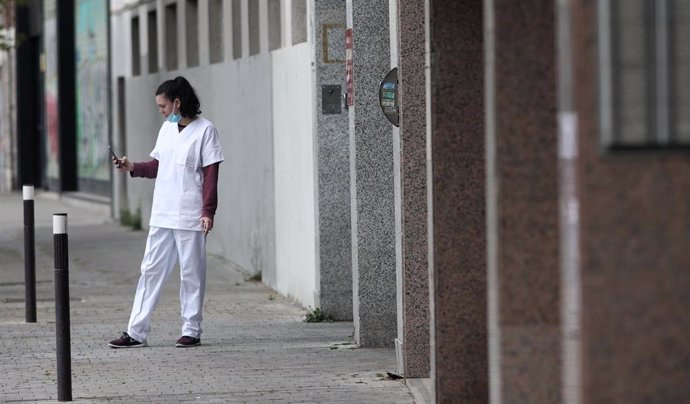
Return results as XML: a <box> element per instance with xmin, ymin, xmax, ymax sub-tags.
<box><xmin>201</xmin><ymin>217</ymin><xmax>213</xmax><ymax>234</ymax></box>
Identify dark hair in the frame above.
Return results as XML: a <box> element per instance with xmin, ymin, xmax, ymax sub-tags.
<box><xmin>155</xmin><ymin>76</ymin><xmax>201</xmax><ymax>117</ymax></box>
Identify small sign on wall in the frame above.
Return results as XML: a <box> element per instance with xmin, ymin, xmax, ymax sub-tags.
<box><xmin>322</xmin><ymin>24</ymin><xmax>346</xmax><ymax>64</ymax></box>
<box><xmin>345</xmin><ymin>28</ymin><xmax>354</xmax><ymax>107</ymax></box>
<box><xmin>322</xmin><ymin>85</ymin><xmax>342</xmax><ymax>115</ymax></box>
<box><xmin>379</xmin><ymin>68</ymin><xmax>399</xmax><ymax>127</ymax></box>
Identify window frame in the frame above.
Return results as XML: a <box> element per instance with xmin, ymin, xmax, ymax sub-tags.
<box><xmin>598</xmin><ymin>0</ymin><xmax>690</xmax><ymax>151</ymax></box>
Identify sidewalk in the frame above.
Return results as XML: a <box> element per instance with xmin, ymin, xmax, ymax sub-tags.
<box><xmin>0</xmin><ymin>192</ymin><xmax>413</xmax><ymax>403</ymax></box>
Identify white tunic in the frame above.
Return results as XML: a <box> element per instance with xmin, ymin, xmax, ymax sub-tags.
<box><xmin>149</xmin><ymin>118</ymin><xmax>224</xmax><ymax>231</ymax></box>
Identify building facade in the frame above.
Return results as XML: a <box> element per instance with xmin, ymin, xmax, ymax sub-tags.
<box><xmin>8</xmin><ymin>0</ymin><xmax>689</xmax><ymax>403</ymax></box>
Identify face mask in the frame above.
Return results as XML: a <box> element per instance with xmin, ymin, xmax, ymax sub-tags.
<box><xmin>166</xmin><ymin>101</ymin><xmax>182</xmax><ymax>123</ymax></box>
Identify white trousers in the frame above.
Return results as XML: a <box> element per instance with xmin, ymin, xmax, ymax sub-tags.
<box><xmin>127</xmin><ymin>226</ymin><xmax>207</xmax><ymax>343</ymax></box>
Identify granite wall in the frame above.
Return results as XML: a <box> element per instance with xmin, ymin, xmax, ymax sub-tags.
<box><xmin>488</xmin><ymin>0</ymin><xmax>562</xmax><ymax>402</ymax></box>
<box><xmin>348</xmin><ymin>0</ymin><xmax>397</xmax><ymax>347</ymax></box>
<box><xmin>397</xmin><ymin>0</ymin><xmax>430</xmax><ymax>379</ymax></box>
<box><xmin>428</xmin><ymin>0</ymin><xmax>487</xmax><ymax>401</ymax></box>
<box><xmin>314</xmin><ymin>0</ymin><xmax>352</xmax><ymax>321</ymax></box>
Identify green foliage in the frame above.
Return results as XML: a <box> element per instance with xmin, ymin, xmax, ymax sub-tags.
<box><xmin>131</xmin><ymin>208</ymin><xmax>142</xmax><ymax>230</ymax></box>
<box><xmin>119</xmin><ymin>209</ymin><xmax>131</xmax><ymax>226</ymax></box>
<box><xmin>119</xmin><ymin>207</ymin><xmax>142</xmax><ymax>231</ymax></box>
<box><xmin>304</xmin><ymin>307</ymin><xmax>334</xmax><ymax>323</ymax></box>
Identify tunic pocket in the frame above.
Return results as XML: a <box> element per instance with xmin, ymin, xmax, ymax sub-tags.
<box><xmin>175</xmin><ymin>149</ymin><xmax>197</xmax><ymax>169</ymax></box>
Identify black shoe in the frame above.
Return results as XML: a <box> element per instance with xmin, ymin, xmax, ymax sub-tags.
<box><xmin>176</xmin><ymin>336</ymin><xmax>201</xmax><ymax>348</ymax></box>
<box><xmin>108</xmin><ymin>332</ymin><xmax>147</xmax><ymax>348</ymax></box>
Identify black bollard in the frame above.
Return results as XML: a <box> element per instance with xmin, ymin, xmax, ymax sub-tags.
<box><xmin>23</xmin><ymin>185</ymin><xmax>36</xmax><ymax>323</ymax></box>
<box><xmin>53</xmin><ymin>213</ymin><xmax>72</xmax><ymax>401</ymax></box>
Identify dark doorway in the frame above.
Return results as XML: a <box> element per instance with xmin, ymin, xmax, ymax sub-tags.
<box><xmin>16</xmin><ymin>9</ymin><xmax>43</xmax><ymax>188</ymax></box>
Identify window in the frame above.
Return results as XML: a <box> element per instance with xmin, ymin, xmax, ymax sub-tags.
<box><xmin>599</xmin><ymin>0</ymin><xmax>690</xmax><ymax>149</ymax></box>
<box><xmin>147</xmin><ymin>10</ymin><xmax>158</xmax><ymax>73</ymax></box>
<box><xmin>292</xmin><ymin>0</ymin><xmax>307</xmax><ymax>45</ymax></box>
<box><xmin>186</xmin><ymin>0</ymin><xmax>199</xmax><ymax>67</ymax></box>
<box><xmin>208</xmin><ymin>0</ymin><xmax>224</xmax><ymax>63</ymax></box>
<box><xmin>165</xmin><ymin>3</ymin><xmax>178</xmax><ymax>70</ymax></box>
<box><xmin>670</xmin><ymin>1</ymin><xmax>690</xmax><ymax>144</ymax></box>
<box><xmin>131</xmin><ymin>16</ymin><xmax>140</xmax><ymax>76</ymax></box>
<box><xmin>268</xmin><ymin>0</ymin><xmax>281</xmax><ymax>51</ymax></box>
<box><xmin>232</xmin><ymin>0</ymin><xmax>242</xmax><ymax>59</ymax></box>
<box><xmin>248</xmin><ymin>0</ymin><xmax>260</xmax><ymax>56</ymax></box>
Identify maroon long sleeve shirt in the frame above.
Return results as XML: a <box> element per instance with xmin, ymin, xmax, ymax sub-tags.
<box><xmin>131</xmin><ymin>159</ymin><xmax>220</xmax><ymax>220</ymax></box>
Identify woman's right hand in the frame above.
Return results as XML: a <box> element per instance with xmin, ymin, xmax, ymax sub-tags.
<box><xmin>113</xmin><ymin>156</ymin><xmax>134</xmax><ymax>172</ymax></box>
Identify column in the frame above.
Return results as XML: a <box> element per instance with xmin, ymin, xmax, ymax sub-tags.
<box><xmin>428</xmin><ymin>0</ymin><xmax>487</xmax><ymax>401</ymax></box>
<box><xmin>347</xmin><ymin>0</ymin><xmax>397</xmax><ymax>347</ymax></box>
<box><xmin>314</xmin><ymin>0</ymin><xmax>353</xmax><ymax>321</ymax></box>
<box><xmin>487</xmin><ymin>0</ymin><xmax>561</xmax><ymax>402</ymax></box>
<box><xmin>397</xmin><ymin>0</ymin><xmax>430</xmax><ymax>379</ymax></box>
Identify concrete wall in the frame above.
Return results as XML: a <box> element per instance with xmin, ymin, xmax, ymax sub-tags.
<box><xmin>109</xmin><ymin>0</ymin><xmax>324</xmax><ymax>310</ymax></box>
<box><xmin>197</xmin><ymin>57</ymin><xmax>276</xmax><ymax>285</ymax></box>
<box><xmin>111</xmin><ymin>0</ymin><xmax>319</xmax><ymax>299</ymax></box>
<box><xmin>121</xmin><ymin>74</ymin><xmax>160</xmax><ymax>229</ymax></box>
<box><xmin>0</xmin><ymin>49</ymin><xmax>17</xmax><ymax>192</ymax></box>
<box><xmin>272</xmin><ymin>41</ymin><xmax>317</xmax><ymax>307</ymax></box>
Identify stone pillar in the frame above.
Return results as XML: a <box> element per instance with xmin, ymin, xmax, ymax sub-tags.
<box><xmin>347</xmin><ymin>0</ymin><xmax>397</xmax><ymax>347</ymax></box>
<box><xmin>313</xmin><ymin>0</ymin><xmax>352</xmax><ymax>320</ymax></box>
<box><xmin>396</xmin><ymin>0</ymin><xmax>430</xmax><ymax>379</ymax></box>
<box><xmin>486</xmin><ymin>0</ymin><xmax>561</xmax><ymax>402</ymax></box>
<box><xmin>428</xmin><ymin>0</ymin><xmax>487</xmax><ymax>401</ymax></box>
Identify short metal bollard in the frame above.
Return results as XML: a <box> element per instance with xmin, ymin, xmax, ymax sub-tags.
<box><xmin>23</xmin><ymin>185</ymin><xmax>36</xmax><ymax>323</ymax></box>
<box><xmin>53</xmin><ymin>213</ymin><xmax>72</xmax><ymax>401</ymax></box>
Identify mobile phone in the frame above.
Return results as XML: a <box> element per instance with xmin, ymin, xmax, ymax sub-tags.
<box><xmin>108</xmin><ymin>145</ymin><xmax>122</xmax><ymax>167</ymax></box>
<box><xmin>108</xmin><ymin>145</ymin><xmax>120</xmax><ymax>160</ymax></box>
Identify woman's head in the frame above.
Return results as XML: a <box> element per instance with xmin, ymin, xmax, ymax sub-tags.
<box><xmin>154</xmin><ymin>76</ymin><xmax>201</xmax><ymax>119</ymax></box>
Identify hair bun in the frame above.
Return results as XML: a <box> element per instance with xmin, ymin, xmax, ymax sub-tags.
<box><xmin>155</xmin><ymin>76</ymin><xmax>201</xmax><ymax>117</ymax></box>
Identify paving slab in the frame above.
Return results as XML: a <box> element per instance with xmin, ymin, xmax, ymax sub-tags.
<box><xmin>0</xmin><ymin>192</ymin><xmax>413</xmax><ymax>403</ymax></box>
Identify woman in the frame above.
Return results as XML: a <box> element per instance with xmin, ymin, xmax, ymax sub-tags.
<box><xmin>108</xmin><ymin>76</ymin><xmax>224</xmax><ymax>348</ymax></box>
